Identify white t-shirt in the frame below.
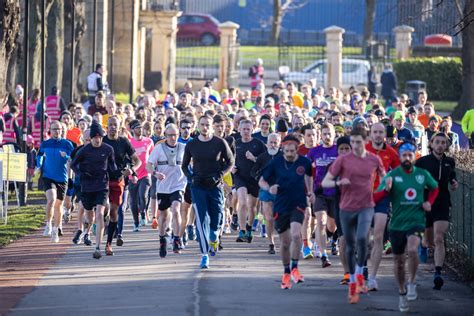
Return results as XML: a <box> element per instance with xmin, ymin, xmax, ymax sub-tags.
<box><xmin>147</xmin><ymin>142</ymin><xmax>187</xmax><ymax>194</ymax></box>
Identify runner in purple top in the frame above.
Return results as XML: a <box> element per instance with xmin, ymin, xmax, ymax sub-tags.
<box><xmin>306</xmin><ymin>122</ymin><xmax>338</xmax><ymax>267</ymax></box>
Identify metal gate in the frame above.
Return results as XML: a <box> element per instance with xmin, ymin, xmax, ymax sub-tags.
<box><xmin>227</xmin><ymin>42</ymin><xmax>240</xmax><ymax>88</ymax></box>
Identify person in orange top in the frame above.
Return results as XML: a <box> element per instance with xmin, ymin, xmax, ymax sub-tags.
<box><xmin>365</xmin><ymin>122</ymin><xmax>400</xmax><ymax>291</ymax></box>
<box><xmin>418</xmin><ymin>102</ymin><xmax>442</xmax><ymax>128</ymax></box>
<box><xmin>60</xmin><ymin>111</ymin><xmax>82</xmax><ymax>146</ymax></box>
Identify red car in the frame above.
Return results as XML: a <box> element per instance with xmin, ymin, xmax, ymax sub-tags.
<box><xmin>177</xmin><ymin>14</ymin><xmax>220</xmax><ymax>45</ymax></box>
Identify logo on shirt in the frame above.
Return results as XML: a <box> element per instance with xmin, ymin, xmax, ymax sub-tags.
<box><xmin>296</xmin><ymin>166</ymin><xmax>305</xmax><ymax>176</ymax></box>
<box><xmin>404</xmin><ymin>188</ymin><xmax>417</xmax><ymax>201</ymax></box>
<box><xmin>415</xmin><ymin>175</ymin><xmax>425</xmax><ymax>184</ymax></box>
<box><xmin>394</xmin><ymin>176</ymin><xmax>403</xmax><ymax>183</ymax></box>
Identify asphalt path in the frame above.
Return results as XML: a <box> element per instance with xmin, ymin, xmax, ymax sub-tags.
<box><xmin>5</xmin><ymin>209</ymin><xmax>474</xmax><ymax>316</ymax></box>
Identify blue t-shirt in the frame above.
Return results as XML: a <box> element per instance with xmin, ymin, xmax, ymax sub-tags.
<box><xmin>37</xmin><ymin>138</ymin><xmax>74</xmax><ymax>183</ymax></box>
<box><xmin>178</xmin><ymin>136</ymin><xmax>193</xmax><ymax>144</ymax></box>
<box><xmin>262</xmin><ymin>155</ymin><xmax>312</xmax><ymax>213</ymax></box>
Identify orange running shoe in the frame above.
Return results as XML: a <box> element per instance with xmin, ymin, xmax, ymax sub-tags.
<box><xmin>151</xmin><ymin>218</ymin><xmax>158</xmax><ymax>230</ymax></box>
<box><xmin>281</xmin><ymin>273</ymin><xmax>292</xmax><ymax>289</ymax></box>
<box><xmin>356</xmin><ymin>274</ymin><xmax>368</xmax><ymax>294</ymax></box>
<box><xmin>291</xmin><ymin>267</ymin><xmax>305</xmax><ymax>284</ymax></box>
<box><xmin>340</xmin><ymin>273</ymin><xmax>350</xmax><ymax>285</ymax></box>
<box><xmin>105</xmin><ymin>243</ymin><xmax>114</xmax><ymax>256</ymax></box>
<box><xmin>348</xmin><ymin>282</ymin><xmax>359</xmax><ymax>304</ymax></box>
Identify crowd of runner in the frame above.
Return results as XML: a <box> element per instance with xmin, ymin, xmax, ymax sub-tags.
<box><xmin>5</xmin><ymin>62</ymin><xmax>462</xmax><ymax>312</ymax></box>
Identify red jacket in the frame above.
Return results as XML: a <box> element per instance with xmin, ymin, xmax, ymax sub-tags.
<box><xmin>366</xmin><ymin>142</ymin><xmax>400</xmax><ymax>190</ymax></box>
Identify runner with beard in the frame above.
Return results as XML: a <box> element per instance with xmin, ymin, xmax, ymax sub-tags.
<box><xmin>415</xmin><ymin>132</ymin><xmax>458</xmax><ymax>290</ymax></box>
<box><xmin>251</xmin><ymin>133</ymin><xmax>282</xmax><ymax>254</ymax></box>
<box><xmin>259</xmin><ymin>134</ymin><xmax>315</xmax><ymax>289</ymax></box>
<box><xmin>374</xmin><ymin>142</ymin><xmax>438</xmax><ymax>312</ymax></box>
<box><xmin>181</xmin><ymin>115</ymin><xmax>234</xmax><ymax>269</ymax></box>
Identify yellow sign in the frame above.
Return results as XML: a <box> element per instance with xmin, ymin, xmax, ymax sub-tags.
<box><xmin>0</xmin><ymin>152</ymin><xmax>27</xmax><ymax>182</ymax></box>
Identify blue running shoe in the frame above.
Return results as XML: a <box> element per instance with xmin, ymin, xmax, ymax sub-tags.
<box><xmin>236</xmin><ymin>230</ymin><xmax>247</xmax><ymax>242</ymax></box>
<box><xmin>302</xmin><ymin>246</ymin><xmax>313</xmax><ymax>259</ymax></box>
<box><xmin>200</xmin><ymin>254</ymin><xmax>209</xmax><ymax>269</ymax></box>
<box><xmin>252</xmin><ymin>218</ymin><xmax>259</xmax><ymax>232</ymax></box>
<box><xmin>419</xmin><ymin>245</ymin><xmax>428</xmax><ymax>263</ymax></box>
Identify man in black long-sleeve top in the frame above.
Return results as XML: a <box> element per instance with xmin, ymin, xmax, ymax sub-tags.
<box><xmin>181</xmin><ymin>115</ymin><xmax>234</xmax><ymax>269</ymax></box>
<box><xmin>250</xmin><ymin>133</ymin><xmax>282</xmax><ymax>254</ymax></box>
<box><xmin>71</xmin><ymin>121</ymin><xmax>117</xmax><ymax>259</ymax></box>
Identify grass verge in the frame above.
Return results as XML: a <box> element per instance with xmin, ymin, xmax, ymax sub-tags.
<box><xmin>0</xmin><ymin>190</ymin><xmax>45</xmax><ymax>248</ymax></box>
<box><xmin>433</xmin><ymin>100</ymin><xmax>457</xmax><ymax>114</ymax></box>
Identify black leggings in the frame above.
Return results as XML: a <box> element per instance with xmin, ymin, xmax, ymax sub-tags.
<box><xmin>128</xmin><ymin>176</ymin><xmax>151</xmax><ymax>226</ymax></box>
<box><xmin>340</xmin><ymin>208</ymin><xmax>374</xmax><ymax>274</ymax></box>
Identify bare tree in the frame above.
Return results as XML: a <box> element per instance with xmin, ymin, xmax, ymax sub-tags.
<box><xmin>0</xmin><ymin>0</ymin><xmax>21</xmax><ymax>98</ymax></box>
<box><xmin>452</xmin><ymin>0</ymin><xmax>474</xmax><ymax>120</ymax></box>
<box><xmin>363</xmin><ymin>0</ymin><xmax>376</xmax><ymax>48</ymax></box>
<box><xmin>270</xmin><ymin>0</ymin><xmax>307</xmax><ymax>45</ymax></box>
<box><xmin>46</xmin><ymin>0</ymin><xmax>64</xmax><ymax>94</ymax></box>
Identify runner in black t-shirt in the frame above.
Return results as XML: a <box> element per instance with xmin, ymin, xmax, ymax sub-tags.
<box><xmin>233</xmin><ymin>119</ymin><xmax>266</xmax><ymax>243</ymax></box>
<box><xmin>103</xmin><ymin>116</ymin><xmax>141</xmax><ymax>249</ymax></box>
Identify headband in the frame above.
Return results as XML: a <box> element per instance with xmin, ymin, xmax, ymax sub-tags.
<box><xmin>398</xmin><ymin>142</ymin><xmax>416</xmax><ymax>155</ymax></box>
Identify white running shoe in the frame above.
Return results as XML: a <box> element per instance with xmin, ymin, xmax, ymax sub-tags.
<box><xmin>399</xmin><ymin>294</ymin><xmax>409</xmax><ymax>312</ymax></box>
<box><xmin>224</xmin><ymin>225</ymin><xmax>232</xmax><ymax>234</ymax></box>
<box><xmin>407</xmin><ymin>283</ymin><xmax>417</xmax><ymax>301</ymax></box>
<box><xmin>51</xmin><ymin>227</ymin><xmax>59</xmax><ymax>243</ymax></box>
<box><xmin>43</xmin><ymin>224</ymin><xmax>52</xmax><ymax>237</ymax></box>
<box><xmin>368</xmin><ymin>278</ymin><xmax>378</xmax><ymax>291</ymax></box>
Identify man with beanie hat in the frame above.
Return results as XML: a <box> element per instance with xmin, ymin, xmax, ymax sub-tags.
<box><xmin>71</xmin><ymin>121</ymin><xmax>117</xmax><ymax>259</ymax></box>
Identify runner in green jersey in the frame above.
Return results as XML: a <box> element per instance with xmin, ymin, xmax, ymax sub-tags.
<box><xmin>374</xmin><ymin>142</ymin><xmax>439</xmax><ymax>313</ymax></box>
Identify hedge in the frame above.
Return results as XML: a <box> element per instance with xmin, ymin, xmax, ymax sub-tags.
<box><xmin>393</xmin><ymin>57</ymin><xmax>462</xmax><ymax>101</ymax></box>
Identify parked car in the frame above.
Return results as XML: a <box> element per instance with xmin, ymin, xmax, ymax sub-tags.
<box><xmin>177</xmin><ymin>14</ymin><xmax>220</xmax><ymax>45</ymax></box>
<box><xmin>282</xmin><ymin>58</ymin><xmax>370</xmax><ymax>89</ymax></box>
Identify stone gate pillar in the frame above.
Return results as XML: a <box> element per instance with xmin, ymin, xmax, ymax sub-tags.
<box><xmin>140</xmin><ymin>10</ymin><xmax>181</xmax><ymax>93</ymax></box>
<box><xmin>393</xmin><ymin>25</ymin><xmax>415</xmax><ymax>60</ymax></box>
<box><xmin>218</xmin><ymin>21</ymin><xmax>240</xmax><ymax>91</ymax></box>
<box><xmin>324</xmin><ymin>26</ymin><xmax>345</xmax><ymax>89</ymax></box>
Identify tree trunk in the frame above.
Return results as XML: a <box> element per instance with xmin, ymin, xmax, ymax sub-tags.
<box><xmin>363</xmin><ymin>0</ymin><xmax>376</xmax><ymax>48</ymax></box>
<box><xmin>74</xmin><ymin>0</ymin><xmax>86</xmax><ymax>100</ymax></box>
<box><xmin>452</xmin><ymin>0</ymin><xmax>474</xmax><ymax>120</ymax></box>
<box><xmin>46</xmin><ymin>0</ymin><xmax>64</xmax><ymax>95</ymax></box>
<box><xmin>0</xmin><ymin>0</ymin><xmax>21</xmax><ymax>98</ymax></box>
<box><xmin>270</xmin><ymin>0</ymin><xmax>283</xmax><ymax>46</ymax></box>
<box><xmin>62</xmin><ymin>0</ymin><xmax>73</xmax><ymax>104</ymax></box>
<box><xmin>29</xmin><ymin>1</ymin><xmax>43</xmax><ymax>92</ymax></box>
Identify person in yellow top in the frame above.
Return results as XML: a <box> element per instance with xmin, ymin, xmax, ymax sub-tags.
<box><xmin>461</xmin><ymin>108</ymin><xmax>474</xmax><ymax>148</ymax></box>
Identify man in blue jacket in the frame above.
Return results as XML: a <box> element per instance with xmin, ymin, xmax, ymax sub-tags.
<box><xmin>37</xmin><ymin>120</ymin><xmax>74</xmax><ymax>243</ymax></box>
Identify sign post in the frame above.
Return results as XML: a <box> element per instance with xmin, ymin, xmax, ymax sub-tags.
<box><xmin>0</xmin><ymin>150</ymin><xmax>27</xmax><ymax>225</ymax></box>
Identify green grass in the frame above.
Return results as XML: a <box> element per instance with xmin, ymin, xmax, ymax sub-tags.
<box><xmin>115</xmin><ymin>92</ymin><xmax>130</xmax><ymax>104</ymax></box>
<box><xmin>176</xmin><ymin>45</ymin><xmax>366</xmax><ymax>69</ymax></box>
<box><xmin>432</xmin><ymin>100</ymin><xmax>457</xmax><ymax>114</ymax></box>
<box><xmin>0</xmin><ymin>204</ymin><xmax>44</xmax><ymax>247</ymax></box>
<box><xmin>0</xmin><ymin>189</ymin><xmax>46</xmax><ymax>247</ymax></box>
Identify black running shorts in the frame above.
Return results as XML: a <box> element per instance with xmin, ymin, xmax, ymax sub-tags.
<box><xmin>274</xmin><ymin>207</ymin><xmax>306</xmax><ymax>234</ymax></box>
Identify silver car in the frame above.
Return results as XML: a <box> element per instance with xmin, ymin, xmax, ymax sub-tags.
<box><xmin>282</xmin><ymin>58</ymin><xmax>370</xmax><ymax>89</ymax></box>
